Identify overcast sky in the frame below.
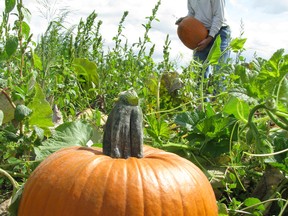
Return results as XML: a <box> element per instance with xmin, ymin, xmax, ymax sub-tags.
<box><xmin>4</xmin><ymin>0</ymin><xmax>288</xmax><ymax>65</ymax></box>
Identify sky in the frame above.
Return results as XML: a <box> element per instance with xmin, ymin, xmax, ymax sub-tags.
<box><xmin>3</xmin><ymin>0</ymin><xmax>288</xmax><ymax>65</ymax></box>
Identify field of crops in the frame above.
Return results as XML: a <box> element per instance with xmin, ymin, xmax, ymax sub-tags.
<box><xmin>1</xmin><ymin>0</ymin><xmax>288</xmax><ymax>215</ymax></box>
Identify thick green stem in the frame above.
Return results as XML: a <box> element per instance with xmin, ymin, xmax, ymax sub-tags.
<box><xmin>199</xmin><ymin>64</ymin><xmax>208</xmax><ymax>112</ymax></box>
<box><xmin>103</xmin><ymin>89</ymin><xmax>143</xmax><ymax>159</ymax></box>
<box><xmin>0</xmin><ymin>168</ymin><xmax>19</xmax><ymax>193</ymax></box>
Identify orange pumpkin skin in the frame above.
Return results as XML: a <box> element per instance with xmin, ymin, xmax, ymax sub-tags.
<box><xmin>18</xmin><ymin>145</ymin><xmax>218</xmax><ymax>216</ymax></box>
<box><xmin>177</xmin><ymin>16</ymin><xmax>208</xmax><ymax>50</ymax></box>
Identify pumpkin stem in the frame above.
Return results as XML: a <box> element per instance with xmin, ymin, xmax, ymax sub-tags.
<box><xmin>103</xmin><ymin>89</ymin><xmax>143</xmax><ymax>158</ymax></box>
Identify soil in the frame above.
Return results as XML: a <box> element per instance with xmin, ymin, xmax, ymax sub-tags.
<box><xmin>0</xmin><ymin>199</ymin><xmax>10</xmax><ymax>216</ymax></box>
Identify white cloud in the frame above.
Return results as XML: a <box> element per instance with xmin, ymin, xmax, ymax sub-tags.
<box><xmin>227</xmin><ymin>0</ymin><xmax>288</xmax><ymax>61</ymax></box>
<box><xmin>3</xmin><ymin>0</ymin><xmax>288</xmax><ymax>65</ymax></box>
<box><xmin>250</xmin><ymin>0</ymin><xmax>288</xmax><ymax>14</ymax></box>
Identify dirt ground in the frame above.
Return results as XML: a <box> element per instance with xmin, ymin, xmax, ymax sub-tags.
<box><xmin>0</xmin><ymin>199</ymin><xmax>10</xmax><ymax>216</ymax></box>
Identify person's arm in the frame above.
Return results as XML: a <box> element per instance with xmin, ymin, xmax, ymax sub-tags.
<box><xmin>209</xmin><ymin>0</ymin><xmax>226</xmax><ymax>38</ymax></box>
<box><xmin>187</xmin><ymin>0</ymin><xmax>195</xmax><ymax>17</ymax></box>
<box><xmin>196</xmin><ymin>0</ymin><xmax>225</xmax><ymax>50</ymax></box>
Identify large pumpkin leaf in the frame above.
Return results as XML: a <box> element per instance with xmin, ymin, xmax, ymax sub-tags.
<box><xmin>278</xmin><ymin>77</ymin><xmax>288</xmax><ymax>112</ymax></box>
<box><xmin>223</xmin><ymin>96</ymin><xmax>250</xmax><ymax>122</ymax></box>
<box><xmin>174</xmin><ymin>111</ymin><xmax>206</xmax><ymax>131</ymax></box>
<box><xmin>196</xmin><ymin>113</ymin><xmax>235</xmax><ymax>138</ymax></box>
<box><xmin>34</xmin><ymin>121</ymin><xmax>93</xmax><ymax>160</ymax></box>
<box><xmin>145</xmin><ymin>115</ymin><xmax>171</xmax><ymax>142</ymax></box>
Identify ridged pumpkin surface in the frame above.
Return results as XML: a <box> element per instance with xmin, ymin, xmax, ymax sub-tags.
<box><xmin>18</xmin><ymin>146</ymin><xmax>218</xmax><ymax>216</ymax></box>
<box><xmin>177</xmin><ymin>16</ymin><xmax>208</xmax><ymax>50</ymax></box>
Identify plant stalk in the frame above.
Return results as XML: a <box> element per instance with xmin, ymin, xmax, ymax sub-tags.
<box><xmin>0</xmin><ymin>168</ymin><xmax>20</xmax><ymax>193</ymax></box>
<box><xmin>103</xmin><ymin>89</ymin><xmax>143</xmax><ymax>159</ymax></box>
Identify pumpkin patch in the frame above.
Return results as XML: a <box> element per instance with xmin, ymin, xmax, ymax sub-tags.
<box><xmin>18</xmin><ymin>90</ymin><xmax>218</xmax><ymax>216</ymax></box>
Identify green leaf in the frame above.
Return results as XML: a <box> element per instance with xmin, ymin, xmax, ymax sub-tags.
<box><xmin>260</xmin><ymin>49</ymin><xmax>284</xmax><ymax>78</ymax></box>
<box><xmin>196</xmin><ymin>113</ymin><xmax>235</xmax><ymax>138</ymax></box>
<box><xmin>0</xmin><ymin>110</ymin><xmax>3</xmax><ymax>125</ymax></box>
<box><xmin>32</xmin><ymin>53</ymin><xmax>43</xmax><ymax>70</ymax></box>
<box><xmin>73</xmin><ymin>58</ymin><xmax>99</xmax><ymax>89</ymax></box>
<box><xmin>278</xmin><ymin>76</ymin><xmax>288</xmax><ymax>112</ymax></box>
<box><xmin>28</xmin><ymin>83</ymin><xmax>53</xmax><ymax>130</ymax></box>
<box><xmin>205</xmin><ymin>103</ymin><xmax>216</xmax><ymax>117</ymax></box>
<box><xmin>0</xmin><ymin>91</ymin><xmax>15</xmax><ymax>123</ymax></box>
<box><xmin>206</xmin><ymin>35</ymin><xmax>221</xmax><ymax>65</ymax></box>
<box><xmin>14</xmin><ymin>104</ymin><xmax>32</xmax><ymax>121</ymax></box>
<box><xmin>272</xmin><ymin>132</ymin><xmax>288</xmax><ymax>164</ymax></box>
<box><xmin>175</xmin><ymin>111</ymin><xmax>206</xmax><ymax>131</ymax></box>
<box><xmin>145</xmin><ymin>115</ymin><xmax>171</xmax><ymax>142</ymax></box>
<box><xmin>230</xmin><ymin>37</ymin><xmax>247</xmax><ymax>52</ymax></box>
<box><xmin>21</xmin><ymin>21</ymin><xmax>31</xmax><ymax>39</ymax></box>
<box><xmin>255</xmin><ymin>136</ymin><xmax>274</xmax><ymax>155</ymax></box>
<box><xmin>33</xmin><ymin>125</ymin><xmax>45</xmax><ymax>141</ymax></box>
<box><xmin>5</xmin><ymin>36</ymin><xmax>18</xmax><ymax>56</ymax></box>
<box><xmin>268</xmin><ymin>162</ymin><xmax>288</xmax><ymax>173</ymax></box>
<box><xmin>244</xmin><ymin>197</ymin><xmax>261</xmax><ymax>206</ymax></box>
<box><xmin>218</xmin><ymin>203</ymin><xmax>229</xmax><ymax>216</ymax></box>
<box><xmin>5</xmin><ymin>0</ymin><xmax>16</xmax><ymax>13</ymax></box>
<box><xmin>8</xmin><ymin>184</ymin><xmax>24</xmax><ymax>216</ymax></box>
<box><xmin>223</xmin><ymin>96</ymin><xmax>250</xmax><ymax>122</ymax></box>
<box><xmin>34</xmin><ymin>121</ymin><xmax>93</xmax><ymax>160</ymax></box>
<box><xmin>244</xmin><ymin>197</ymin><xmax>265</xmax><ymax>211</ymax></box>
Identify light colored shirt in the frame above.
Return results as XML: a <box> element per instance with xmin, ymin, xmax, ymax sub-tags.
<box><xmin>187</xmin><ymin>0</ymin><xmax>228</xmax><ymax>38</ymax></box>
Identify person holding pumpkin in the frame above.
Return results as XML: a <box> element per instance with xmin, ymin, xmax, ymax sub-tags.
<box><xmin>176</xmin><ymin>0</ymin><xmax>231</xmax><ymax>78</ymax></box>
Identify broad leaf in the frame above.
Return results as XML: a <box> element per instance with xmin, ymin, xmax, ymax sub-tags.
<box><xmin>230</xmin><ymin>37</ymin><xmax>247</xmax><ymax>52</ymax></box>
<box><xmin>0</xmin><ymin>91</ymin><xmax>15</xmax><ymax>123</ymax></box>
<box><xmin>73</xmin><ymin>58</ymin><xmax>99</xmax><ymax>89</ymax></box>
<box><xmin>34</xmin><ymin>121</ymin><xmax>93</xmax><ymax>160</ymax></box>
<box><xmin>28</xmin><ymin>83</ymin><xmax>53</xmax><ymax>130</ymax></box>
<box><xmin>5</xmin><ymin>0</ymin><xmax>16</xmax><ymax>13</ymax></box>
<box><xmin>32</xmin><ymin>53</ymin><xmax>43</xmax><ymax>70</ymax></box>
<box><xmin>196</xmin><ymin>113</ymin><xmax>235</xmax><ymax>138</ymax></box>
<box><xmin>244</xmin><ymin>197</ymin><xmax>265</xmax><ymax>211</ymax></box>
<box><xmin>223</xmin><ymin>96</ymin><xmax>249</xmax><ymax>122</ymax></box>
<box><xmin>206</xmin><ymin>35</ymin><xmax>221</xmax><ymax>65</ymax></box>
<box><xmin>5</xmin><ymin>36</ymin><xmax>18</xmax><ymax>56</ymax></box>
<box><xmin>8</xmin><ymin>184</ymin><xmax>24</xmax><ymax>216</ymax></box>
<box><xmin>145</xmin><ymin>115</ymin><xmax>171</xmax><ymax>142</ymax></box>
<box><xmin>14</xmin><ymin>104</ymin><xmax>32</xmax><ymax>121</ymax></box>
<box><xmin>278</xmin><ymin>76</ymin><xmax>288</xmax><ymax>112</ymax></box>
<box><xmin>21</xmin><ymin>21</ymin><xmax>31</xmax><ymax>39</ymax></box>
<box><xmin>175</xmin><ymin>111</ymin><xmax>206</xmax><ymax>131</ymax></box>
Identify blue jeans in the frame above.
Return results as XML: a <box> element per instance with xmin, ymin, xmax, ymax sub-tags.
<box><xmin>194</xmin><ymin>26</ymin><xmax>231</xmax><ymax>78</ymax></box>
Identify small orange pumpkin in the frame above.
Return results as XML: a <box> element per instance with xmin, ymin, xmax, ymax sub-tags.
<box><xmin>18</xmin><ymin>90</ymin><xmax>218</xmax><ymax>216</ymax></box>
<box><xmin>177</xmin><ymin>16</ymin><xmax>208</xmax><ymax>50</ymax></box>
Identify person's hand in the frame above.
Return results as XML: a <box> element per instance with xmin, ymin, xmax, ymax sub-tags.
<box><xmin>195</xmin><ymin>36</ymin><xmax>213</xmax><ymax>51</ymax></box>
<box><xmin>175</xmin><ymin>17</ymin><xmax>185</xmax><ymax>25</ymax></box>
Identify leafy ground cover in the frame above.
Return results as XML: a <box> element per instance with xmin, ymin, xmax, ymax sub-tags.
<box><xmin>1</xmin><ymin>0</ymin><xmax>288</xmax><ymax>215</ymax></box>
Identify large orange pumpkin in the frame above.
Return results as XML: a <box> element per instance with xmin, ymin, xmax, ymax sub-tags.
<box><xmin>18</xmin><ymin>89</ymin><xmax>218</xmax><ymax>216</ymax></box>
<box><xmin>177</xmin><ymin>16</ymin><xmax>208</xmax><ymax>50</ymax></box>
